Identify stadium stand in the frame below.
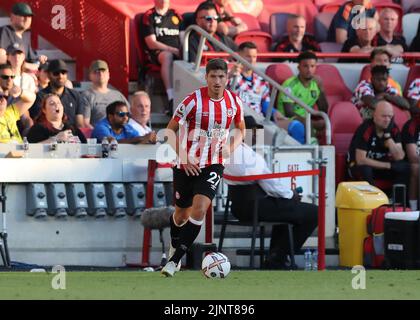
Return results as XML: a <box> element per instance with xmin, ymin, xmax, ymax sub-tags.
<box><xmin>234</xmin><ymin>12</ymin><xmax>262</xmax><ymax>31</ymax></box>
<box><xmin>402</xmin><ymin>13</ymin><xmax>420</xmax><ymax>47</ymax></box>
<box><xmin>391</xmin><ymin>104</ymin><xmax>411</xmax><ymax>130</ymax></box>
<box><xmin>235</xmin><ymin>31</ymin><xmax>273</xmax><ymax>53</ymax></box>
<box><xmin>329</xmin><ymin>101</ymin><xmax>362</xmax><ymax>186</ymax></box>
<box><xmin>314</xmin><ymin>12</ymin><xmax>335</xmax><ymax>42</ymax></box>
<box><xmin>319</xmin><ymin>42</ymin><xmax>343</xmax><ymax>62</ymax></box>
<box><xmin>315</xmin><ymin>64</ymin><xmax>352</xmax><ymax>107</ymax></box>
<box><xmin>269</xmin><ymin>12</ymin><xmax>292</xmax><ymax>44</ymax></box>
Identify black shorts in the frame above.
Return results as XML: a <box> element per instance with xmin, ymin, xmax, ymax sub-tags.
<box><xmin>173</xmin><ymin>164</ymin><xmax>224</xmax><ymax>208</ymax></box>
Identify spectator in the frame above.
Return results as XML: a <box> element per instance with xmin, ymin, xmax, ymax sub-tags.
<box><xmin>0</xmin><ymin>2</ymin><xmax>47</xmax><ymax>67</ymax></box>
<box><xmin>340</xmin><ymin>17</ymin><xmax>378</xmax><ymax>63</ymax></box>
<box><xmin>352</xmin><ymin>65</ymin><xmax>409</xmax><ymax>120</ymax></box>
<box><xmin>0</xmin><ymin>62</ymin><xmax>32</xmax><ymax>135</ymax></box>
<box><xmin>274</xmin><ymin>15</ymin><xmax>320</xmax><ymax>56</ymax></box>
<box><xmin>82</xmin><ymin>60</ymin><xmax>128</xmax><ymax>128</ymax></box>
<box><xmin>327</xmin><ymin>0</ymin><xmax>378</xmax><ymax>44</ymax></box>
<box><xmin>210</xmin><ymin>0</ymin><xmax>248</xmax><ymax>38</ymax></box>
<box><xmin>31</xmin><ymin>59</ymin><xmax>86</xmax><ymax>127</ymax></box>
<box><xmin>224</xmin><ymin>116</ymin><xmax>318</xmax><ymax>269</ymax></box>
<box><xmin>128</xmin><ymin>91</ymin><xmax>157</xmax><ymax>141</ymax></box>
<box><xmin>188</xmin><ymin>1</ymin><xmax>237</xmax><ymax>63</ymax></box>
<box><xmin>91</xmin><ymin>101</ymin><xmax>157</xmax><ymax>144</ymax></box>
<box><xmin>227</xmin><ymin>42</ymin><xmax>304</xmax><ymax>142</ymax></box>
<box><xmin>36</xmin><ymin>62</ymin><xmax>73</xmax><ymax>91</ymax></box>
<box><xmin>367</xmin><ymin>48</ymin><xmax>402</xmax><ymax>95</ymax></box>
<box><xmin>347</xmin><ymin>100</ymin><xmax>409</xmax><ymax>192</ymax></box>
<box><xmin>407</xmin><ymin>78</ymin><xmax>420</xmax><ymax>109</ymax></box>
<box><xmin>6</xmin><ymin>43</ymin><xmax>36</xmax><ymax>93</ymax></box>
<box><xmin>0</xmin><ymin>77</ymin><xmax>36</xmax><ymax>143</ymax></box>
<box><xmin>402</xmin><ymin>108</ymin><xmax>420</xmax><ymax>210</ymax></box>
<box><xmin>372</xmin><ymin>8</ymin><xmax>407</xmax><ymax>60</ymax></box>
<box><xmin>27</xmin><ymin>93</ymin><xmax>86</xmax><ymax>144</ymax></box>
<box><xmin>277</xmin><ymin>51</ymin><xmax>328</xmax><ymax>144</ymax></box>
<box><xmin>141</xmin><ymin>0</ymin><xmax>182</xmax><ymax>115</ymax></box>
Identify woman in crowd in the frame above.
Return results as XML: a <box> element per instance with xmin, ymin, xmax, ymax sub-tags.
<box><xmin>27</xmin><ymin>93</ymin><xmax>86</xmax><ymax>143</ymax></box>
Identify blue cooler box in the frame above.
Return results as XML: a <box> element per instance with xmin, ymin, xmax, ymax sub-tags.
<box><xmin>384</xmin><ymin>211</ymin><xmax>419</xmax><ymax>269</ymax></box>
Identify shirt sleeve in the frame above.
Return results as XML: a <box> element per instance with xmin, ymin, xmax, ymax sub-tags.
<box><xmin>354</xmin><ymin>125</ymin><xmax>369</xmax><ymax>152</ymax></box>
<box><xmin>81</xmin><ymin>91</ymin><xmax>92</xmax><ymax>119</ymax></box>
<box><xmin>234</xmin><ymin>95</ymin><xmax>244</xmax><ymax>125</ymax></box>
<box><xmin>124</xmin><ymin>124</ymin><xmax>140</xmax><ymax>140</ymax></box>
<box><xmin>142</xmin><ymin>11</ymin><xmax>156</xmax><ymax>38</ymax></box>
<box><xmin>352</xmin><ymin>81</ymin><xmax>374</xmax><ymax>108</ymax></box>
<box><xmin>401</xmin><ymin>121</ymin><xmax>415</xmax><ymax>145</ymax></box>
<box><xmin>27</xmin><ymin>124</ymin><xmax>49</xmax><ymax>143</ymax></box>
<box><xmin>173</xmin><ymin>94</ymin><xmax>195</xmax><ymax>125</ymax></box>
<box><xmin>408</xmin><ymin>80</ymin><xmax>420</xmax><ymax>101</ymax></box>
<box><xmin>91</xmin><ymin>122</ymin><xmax>110</xmax><ymax>143</ymax></box>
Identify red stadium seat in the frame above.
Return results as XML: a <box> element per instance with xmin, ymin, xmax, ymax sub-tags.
<box><xmin>315</xmin><ymin>64</ymin><xmax>352</xmax><ymax>107</ymax></box>
<box><xmin>269</xmin><ymin>12</ymin><xmax>292</xmax><ymax>44</ymax></box>
<box><xmin>235</xmin><ymin>31</ymin><xmax>273</xmax><ymax>52</ymax></box>
<box><xmin>403</xmin><ymin>65</ymin><xmax>420</xmax><ymax>97</ymax></box>
<box><xmin>402</xmin><ymin>0</ymin><xmax>420</xmax><ymax>14</ymax></box>
<box><xmin>314</xmin><ymin>12</ymin><xmax>335</xmax><ymax>42</ymax></box>
<box><xmin>265</xmin><ymin>63</ymin><xmax>294</xmax><ymax>85</ymax></box>
<box><xmin>314</xmin><ymin>0</ymin><xmax>345</xmax><ymax>10</ymax></box>
<box><xmin>320</xmin><ymin>2</ymin><xmax>342</xmax><ymax>13</ymax></box>
<box><xmin>359</xmin><ymin>64</ymin><xmax>371</xmax><ymax>83</ymax></box>
<box><xmin>329</xmin><ymin>101</ymin><xmax>363</xmax><ymax>185</ymax></box>
<box><xmin>234</xmin><ymin>12</ymin><xmax>261</xmax><ymax>31</ymax></box>
<box><xmin>392</xmin><ymin>105</ymin><xmax>411</xmax><ymax>130</ymax></box>
<box><xmin>402</xmin><ymin>13</ymin><xmax>420</xmax><ymax>47</ymax></box>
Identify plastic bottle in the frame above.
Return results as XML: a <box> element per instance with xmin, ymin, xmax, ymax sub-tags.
<box><xmin>304</xmin><ymin>248</ymin><xmax>312</xmax><ymax>271</ymax></box>
<box><xmin>22</xmin><ymin>136</ymin><xmax>29</xmax><ymax>158</ymax></box>
<box><xmin>312</xmin><ymin>249</ymin><xmax>318</xmax><ymax>271</ymax></box>
<box><xmin>109</xmin><ymin>139</ymin><xmax>118</xmax><ymax>158</ymax></box>
<box><xmin>101</xmin><ymin>139</ymin><xmax>109</xmax><ymax>158</ymax></box>
<box><xmin>50</xmin><ymin>136</ymin><xmax>58</xmax><ymax>158</ymax></box>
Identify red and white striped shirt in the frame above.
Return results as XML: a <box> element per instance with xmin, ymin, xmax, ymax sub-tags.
<box><xmin>173</xmin><ymin>87</ymin><xmax>243</xmax><ymax>168</ymax></box>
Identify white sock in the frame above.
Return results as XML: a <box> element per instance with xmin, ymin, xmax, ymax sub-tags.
<box><xmin>172</xmin><ymin>214</ymin><xmax>187</xmax><ymax>227</ymax></box>
<box><xmin>166</xmin><ymin>89</ymin><xmax>174</xmax><ymax>101</ymax></box>
<box><xmin>409</xmin><ymin>200</ymin><xmax>418</xmax><ymax>211</ymax></box>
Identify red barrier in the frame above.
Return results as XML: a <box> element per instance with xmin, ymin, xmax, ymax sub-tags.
<box><xmin>224</xmin><ymin>167</ymin><xmax>327</xmax><ymax>271</ymax></box>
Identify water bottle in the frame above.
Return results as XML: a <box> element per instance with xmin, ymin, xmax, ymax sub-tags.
<box><xmin>109</xmin><ymin>139</ymin><xmax>118</xmax><ymax>159</ymax></box>
<box><xmin>101</xmin><ymin>139</ymin><xmax>109</xmax><ymax>158</ymax></box>
<box><xmin>312</xmin><ymin>249</ymin><xmax>318</xmax><ymax>271</ymax></box>
<box><xmin>22</xmin><ymin>136</ymin><xmax>29</xmax><ymax>158</ymax></box>
<box><xmin>304</xmin><ymin>248</ymin><xmax>312</xmax><ymax>271</ymax></box>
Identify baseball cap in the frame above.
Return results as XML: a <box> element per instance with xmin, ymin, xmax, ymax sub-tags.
<box><xmin>11</xmin><ymin>2</ymin><xmax>33</xmax><ymax>17</ymax></box>
<box><xmin>6</xmin><ymin>43</ymin><xmax>25</xmax><ymax>55</ymax></box>
<box><xmin>89</xmin><ymin>60</ymin><xmax>108</xmax><ymax>72</ymax></box>
<box><xmin>244</xmin><ymin>115</ymin><xmax>264</xmax><ymax>129</ymax></box>
<box><xmin>47</xmin><ymin>59</ymin><xmax>68</xmax><ymax>73</ymax></box>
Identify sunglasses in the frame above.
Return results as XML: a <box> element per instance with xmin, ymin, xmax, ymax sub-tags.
<box><xmin>0</xmin><ymin>75</ymin><xmax>15</xmax><ymax>80</ymax></box>
<box><xmin>200</xmin><ymin>15</ymin><xmax>219</xmax><ymax>22</ymax></box>
<box><xmin>115</xmin><ymin>111</ymin><xmax>130</xmax><ymax>118</ymax></box>
<box><xmin>52</xmin><ymin>70</ymin><xmax>67</xmax><ymax>76</ymax></box>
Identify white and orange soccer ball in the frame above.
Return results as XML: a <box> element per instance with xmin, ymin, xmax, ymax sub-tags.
<box><xmin>201</xmin><ymin>252</ymin><xmax>231</xmax><ymax>279</ymax></box>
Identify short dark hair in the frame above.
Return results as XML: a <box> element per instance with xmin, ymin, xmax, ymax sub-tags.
<box><xmin>0</xmin><ymin>63</ymin><xmax>12</xmax><ymax>72</ymax></box>
<box><xmin>195</xmin><ymin>1</ymin><xmax>217</xmax><ymax>21</ymax></box>
<box><xmin>106</xmin><ymin>101</ymin><xmax>128</xmax><ymax>117</ymax></box>
<box><xmin>238</xmin><ymin>41</ymin><xmax>257</xmax><ymax>51</ymax></box>
<box><xmin>297</xmin><ymin>51</ymin><xmax>318</xmax><ymax>63</ymax></box>
<box><xmin>206</xmin><ymin>58</ymin><xmax>227</xmax><ymax>74</ymax></box>
<box><xmin>370</xmin><ymin>48</ymin><xmax>392</xmax><ymax>61</ymax></box>
<box><xmin>371</xmin><ymin>65</ymin><xmax>390</xmax><ymax>77</ymax></box>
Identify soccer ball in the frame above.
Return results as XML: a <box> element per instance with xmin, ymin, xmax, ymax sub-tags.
<box><xmin>201</xmin><ymin>252</ymin><xmax>231</xmax><ymax>278</ymax></box>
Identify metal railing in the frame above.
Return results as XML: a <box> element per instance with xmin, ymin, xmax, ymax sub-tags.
<box><xmin>182</xmin><ymin>25</ymin><xmax>331</xmax><ymax>145</ymax></box>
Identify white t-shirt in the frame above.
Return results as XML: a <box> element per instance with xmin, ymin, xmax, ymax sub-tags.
<box><xmin>14</xmin><ymin>72</ymin><xmax>37</xmax><ymax>93</ymax></box>
<box><xmin>128</xmin><ymin>118</ymin><xmax>151</xmax><ymax>136</ymax></box>
<box><xmin>224</xmin><ymin>143</ymin><xmax>293</xmax><ymax>199</ymax></box>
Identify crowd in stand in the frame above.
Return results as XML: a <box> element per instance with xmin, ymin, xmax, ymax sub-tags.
<box><xmin>1</xmin><ymin>1</ymin><xmax>420</xmax><ymax>205</ymax></box>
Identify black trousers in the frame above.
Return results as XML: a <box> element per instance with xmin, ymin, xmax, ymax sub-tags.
<box><xmin>231</xmin><ymin>192</ymin><xmax>318</xmax><ymax>260</ymax></box>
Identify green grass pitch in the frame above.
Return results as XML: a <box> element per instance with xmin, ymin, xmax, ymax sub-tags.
<box><xmin>1</xmin><ymin>270</ymin><xmax>420</xmax><ymax>300</ymax></box>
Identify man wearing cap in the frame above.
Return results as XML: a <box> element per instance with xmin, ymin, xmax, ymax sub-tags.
<box><xmin>0</xmin><ymin>63</ymin><xmax>36</xmax><ymax>143</ymax></box>
<box><xmin>82</xmin><ymin>60</ymin><xmax>129</xmax><ymax>128</ymax></box>
<box><xmin>6</xmin><ymin>43</ymin><xmax>36</xmax><ymax>94</ymax></box>
<box><xmin>0</xmin><ymin>2</ymin><xmax>47</xmax><ymax>66</ymax></box>
<box><xmin>30</xmin><ymin>59</ymin><xmax>86</xmax><ymax>127</ymax></box>
<box><xmin>223</xmin><ymin>115</ymin><xmax>318</xmax><ymax>269</ymax></box>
